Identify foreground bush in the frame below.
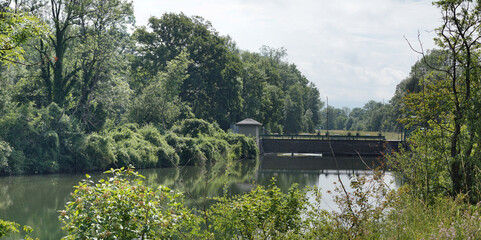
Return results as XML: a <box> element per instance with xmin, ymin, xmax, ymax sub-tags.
<box><xmin>0</xmin><ymin>219</ymin><xmax>36</xmax><ymax>240</ymax></box>
<box><xmin>209</xmin><ymin>181</ymin><xmax>308</xmax><ymax>239</ymax></box>
<box><xmin>57</xmin><ymin>166</ymin><xmax>481</xmax><ymax>239</ymax></box>
<box><xmin>60</xmin><ymin>167</ymin><xmax>313</xmax><ymax>239</ymax></box>
<box><xmin>60</xmin><ymin>167</ymin><xmax>202</xmax><ymax>239</ymax></box>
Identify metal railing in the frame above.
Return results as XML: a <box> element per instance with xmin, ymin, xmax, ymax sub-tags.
<box><xmin>260</xmin><ymin>134</ymin><xmax>386</xmax><ymax>141</ymax></box>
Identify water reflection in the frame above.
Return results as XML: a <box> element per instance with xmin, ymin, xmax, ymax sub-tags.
<box><xmin>259</xmin><ymin>154</ymin><xmax>398</xmax><ymax>211</ymax></box>
<box><xmin>0</xmin><ymin>155</ymin><xmax>397</xmax><ymax>239</ymax></box>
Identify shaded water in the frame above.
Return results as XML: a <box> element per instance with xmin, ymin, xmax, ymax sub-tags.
<box><xmin>0</xmin><ymin>155</ymin><xmax>398</xmax><ymax>239</ymax></box>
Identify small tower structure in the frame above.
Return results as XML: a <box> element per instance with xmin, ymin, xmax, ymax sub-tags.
<box><xmin>235</xmin><ymin>118</ymin><xmax>262</xmax><ymax>145</ymax></box>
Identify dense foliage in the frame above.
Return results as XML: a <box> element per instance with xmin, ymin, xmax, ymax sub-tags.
<box><xmin>389</xmin><ymin>0</ymin><xmax>481</xmax><ymax>204</ymax></box>
<box><xmin>0</xmin><ymin>1</ymin><xmax>325</xmax><ymax>175</ymax></box>
<box><xmin>6</xmin><ymin>0</ymin><xmax>481</xmax><ymax>239</ymax></box>
<box><xmin>0</xmin><ymin>114</ymin><xmax>258</xmax><ymax>175</ymax></box>
<box><xmin>53</xmin><ymin>167</ymin><xmax>481</xmax><ymax>240</ymax></box>
<box><xmin>60</xmin><ymin>167</ymin><xmax>200</xmax><ymax>239</ymax></box>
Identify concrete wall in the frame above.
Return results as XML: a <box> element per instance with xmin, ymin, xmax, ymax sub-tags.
<box><xmin>238</xmin><ymin>125</ymin><xmax>258</xmax><ymax>137</ymax></box>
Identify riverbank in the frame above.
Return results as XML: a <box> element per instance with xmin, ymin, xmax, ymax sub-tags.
<box><xmin>0</xmin><ymin>117</ymin><xmax>258</xmax><ymax>176</ymax></box>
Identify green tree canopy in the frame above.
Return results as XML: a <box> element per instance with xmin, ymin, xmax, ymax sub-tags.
<box><xmin>133</xmin><ymin>13</ymin><xmax>243</xmax><ymax>130</ymax></box>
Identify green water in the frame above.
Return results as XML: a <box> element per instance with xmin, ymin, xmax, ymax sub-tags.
<box><xmin>0</xmin><ymin>155</ymin><xmax>396</xmax><ymax>239</ymax></box>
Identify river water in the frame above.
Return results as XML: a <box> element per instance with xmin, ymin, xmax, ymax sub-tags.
<box><xmin>0</xmin><ymin>155</ymin><xmax>398</xmax><ymax>239</ymax></box>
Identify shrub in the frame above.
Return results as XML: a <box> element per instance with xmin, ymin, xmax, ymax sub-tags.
<box><xmin>172</xmin><ymin>118</ymin><xmax>222</xmax><ymax>138</ymax></box>
<box><xmin>165</xmin><ymin>133</ymin><xmax>204</xmax><ymax>166</ymax></box>
<box><xmin>223</xmin><ymin>132</ymin><xmax>258</xmax><ymax>159</ymax></box>
<box><xmin>197</xmin><ymin>137</ymin><xmax>230</xmax><ymax>164</ymax></box>
<box><xmin>209</xmin><ymin>180</ymin><xmax>308</xmax><ymax>239</ymax></box>
<box><xmin>84</xmin><ymin>133</ymin><xmax>116</xmax><ymax>170</ymax></box>
<box><xmin>0</xmin><ymin>102</ymin><xmax>84</xmax><ymax>174</ymax></box>
<box><xmin>82</xmin><ymin>125</ymin><xmax>179</xmax><ymax>170</ymax></box>
<box><xmin>60</xmin><ymin>167</ymin><xmax>201</xmax><ymax>239</ymax></box>
<box><xmin>0</xmin><ymin>141</ymin><xmax>12</xmax><ymax>174</ymax></box>
<box><xmin>0</xmin><ymin>219</ymin><xmax>36</xmax><ymax>240</ymax></box>
<box><xmin>139</xmin><ymin>125</ymin><xmax>179</xmax><ymax>167</ymax></box>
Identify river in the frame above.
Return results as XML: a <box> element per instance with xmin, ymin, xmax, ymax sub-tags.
<box><xmin>0</xmin><ymin>155</ymin><xmax>398</xmax><ymax>239</ymax></box>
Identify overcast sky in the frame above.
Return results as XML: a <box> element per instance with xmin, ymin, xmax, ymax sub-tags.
<box><xmin>133</xmin><ymin>0</ymin><xmax>441</xmax><ymax>109</ymax></box>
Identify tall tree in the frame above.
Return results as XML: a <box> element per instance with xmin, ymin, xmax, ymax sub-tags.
<box><xmin>26</xmin><ymin>0</ymin><xmax>134</xmax><ymax>114</ymax></box>
<box><xmin>283</xmin><ymin>85</ymin><xmax>304</xmax><ymax>133</ymax></box>
<box><xmin>433</xmin><ymin>0</ymin><xmax>481</xmax><ymax>200</ymax></box>
<box><xmin>389</xmin><ymin>49</ymin><xmax>448</xmax><ymax>132</ymax></box>
<box><xmin>133</xmin><ymin>13</ymin><xmax>243</xmax><ymax>129</ymax></box>
<box><xmin>127</xmin><ymin>51</ymin><xmax>192</xmax><ymax>129</ymax></box>
<box><xmin>398</xmin><ymin>0</ymin><xmax>481</xmax><ymax>202</ymax></box>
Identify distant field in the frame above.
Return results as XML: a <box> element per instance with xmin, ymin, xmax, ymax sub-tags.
<box><xmin>313</xmin><ymin>130</ymin><xmax>403</xmax><ymax>141</ymax></box>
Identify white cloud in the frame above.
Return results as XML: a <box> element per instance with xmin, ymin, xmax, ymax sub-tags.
<box><xmin>133</xmin><ymin>0</ymin><xmax>440</xmax><ymax>108</ymax></box>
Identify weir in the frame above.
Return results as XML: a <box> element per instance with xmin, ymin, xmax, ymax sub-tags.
<box><xmin>260</xmin><ymin>135</ymin><xmax>404</xmax><ymax>156</ymax></box>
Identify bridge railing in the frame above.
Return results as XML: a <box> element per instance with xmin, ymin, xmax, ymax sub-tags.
<box><xmin>260</xmin><ymin>134</ymin><xmax>386</xmax><ymax>141</ymax></box>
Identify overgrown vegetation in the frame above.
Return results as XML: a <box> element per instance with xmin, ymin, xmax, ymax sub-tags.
<box><xmin>5</xmin><ymin>0</ymin><xmax>481</xmax><ymax>239</ymax></box>
<box><xmin>0</xmin><ymin>114</ymin><xmax>258</xmax><ymax>175</ymax></box>
<box><xmin>53</xmin><ymin>166</ymin><xmax>481</xmax><ymax>239</ymax></box>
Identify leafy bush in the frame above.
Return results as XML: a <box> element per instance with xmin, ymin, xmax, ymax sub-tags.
<box><xmin>59</xmin><ymin>169</ymin><xmax>314</xmax><ymax>239</ymax></box>
<box><xmin>172</xmin><ymin>118</ymin><xmax>222</xmax><ymax>138</ymax></box>
<box><xmin>197</xmin><ymin>137</ymin><xmax>230</xmax><ymax>164</ymax></box>
<box><xmin>60</xmin><ymin>167</ymin><xmax>201</xmax><ymax>239</ymax></box>
<box><xmin>209</xmin><ymin>180</ymin><xmax>308</xmax><ymax>239</ymax></box>
<box><xmin>0</xmin><ymin>108</ymin><xmax>259</xmax><ymax>174</ymax></box>
<box><xmin>82</xmin><ymin>124</ymin><xmax>179</xmax><ymax>170</ymax></box>
<box><xmin>0</xmin><ymin>103</ymin><xmax>84</xmax><ymax>174</ymax></box>
<box><xmin>0</xmin><ymin>219</ymin><xmax>36</xmax><ymax>240</ymax></box>
<box><xmin>222</xmin><ymin>132</ymin><xmax>258</xmax><ymax>159</ymax></box>
<box><xmin>166</xmin><ymin>119</ymin><xmax>259</xmax><ymax>167</ymax></box>
<box><xmin>83</xmin><ymin>133</ymin><xmax>116</xmax><ymax>170</ymax></box>
<box><xmin>0</xmin><ymin>219</ymin><xmax>17</xmax><ymax>238</ymax></box>
<box><xmin>164</xmin><ymin>132</ymin><xmax>204</xmax><ymax>166</ymax></box>
<box><xmin>139</xmin><ymin>125</ymin><xmax>179</xmax><ymax>167</ymax></box>
<box><xmin>0</xmin><ymin>140</ymin><xmax>12</xmax><ymax>174</ymax></box>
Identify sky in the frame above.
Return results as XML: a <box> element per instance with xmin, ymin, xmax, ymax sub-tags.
<box><xmin>133</xmin><ymin>0</ymin><xmax>441</xmax><ymax>109</ymax></box>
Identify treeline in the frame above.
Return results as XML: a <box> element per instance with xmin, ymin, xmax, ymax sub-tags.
<box><xmin>0</xmin><ymin>1</ymin><xmax>324</xmax><ymax>174</ymax></box>
<box><xmin>319</xmin><ymin>50</ymin><xmax>446</xmax><ymax>133</ymax></box>
<box><xmin>0</xmin><ymin>2</ymin><xmax>322</xmax><ymax>134</ymax></box>
<box><xmin>321</xmin><ymin>101</ymin><xmax>397</xmax><ymax>132</ymax></box>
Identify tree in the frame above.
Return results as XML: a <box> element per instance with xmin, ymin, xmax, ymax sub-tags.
<box><xmin>259</xmin><ymin>45</ymin><xmax>287</xmax><ymax>64</ymax></box>
<box><xmin>362</xmin><ymin>100</ymin><xmax>385</xmax><ymax>132</ymax></box>
<box><xmin>262</xmin><ymin>85</ymin><xmax>285</xmax><ymax>133</ymax></box>
<box><xmin>302</xmin><ymin>109</ymin><xmax>315</xmax><ymax>133</ymax></box>
<box><xmin>127</xmin><ymin>51</ymin><xmax>192</xmax><ymax>129</ymax></box>
<box><xmin>133</xmin><ymin>13</ymin><xmax>243</xmax><ymax>130</ymax></box>
<box><xmin>306</xmin><ymin>83</ymin><xmax>323</xmax><ymax>129</ymax></box>
<box><xmin>17</xmin><ymin>0</ymin><xmax>134</xmax><ymax>130</ymax></box>
<box><xmin>389</xmin><ymin>49</ymin><xmax>448</xmax><ymax>133</ymax></box>
<box><xmin>0</xmin><ymin>4</ymin><xmax>48</xmax><ymax>65</ymax></box>
<box><xmin>284</xmin><ymin>85</ymin><xmax>304</xmax><ymax>133</ymax></box>
<box><xmin>238</xmin><ymin>48</ymin><xmax>322</xmax><ymax>133</ymax></box>
<box><xmin>398</xmin><ymin>0</ymin><xmax>481</xmax><ymax>202</ymax></box>
<box><xmin>240</xmin><ymin>52</ymin><xmax>268</xmax><ymax>123</ymax></box>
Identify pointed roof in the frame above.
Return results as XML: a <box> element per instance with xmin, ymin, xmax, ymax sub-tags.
<box><xmin>236</xmin><ymin>118</ymin><xmax>262</xmax><ymax>126</ymax></box>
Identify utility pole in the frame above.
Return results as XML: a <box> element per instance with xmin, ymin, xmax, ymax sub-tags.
<box><xmin>326</xmin><ymin>96</ymin><xmax>329</xmax><ymax>139</ymax></box>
